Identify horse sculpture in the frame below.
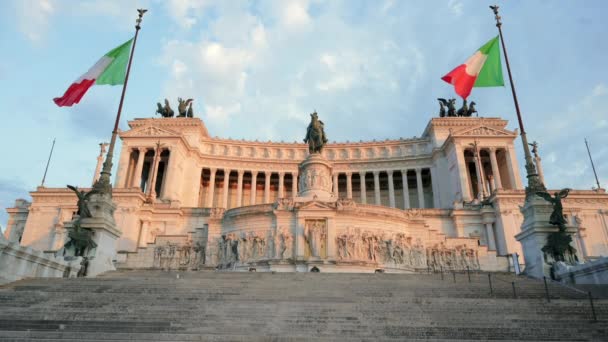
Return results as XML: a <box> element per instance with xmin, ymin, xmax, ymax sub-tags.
<box><xmin>156</xmin><ymin>99</ymin><xmax>174</xmax><ymax>118</ymax></box>
<box><xmin>303</xmin><ymin>111</ymin><xmax>328</xmax><ymax>154</ymax></box>
<box><xmin>177</xmin><ymin>98</ymin><xmax>194</xmax><ymax>117</ymax></box>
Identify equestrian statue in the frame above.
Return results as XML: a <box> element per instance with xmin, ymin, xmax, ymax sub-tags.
<box><xmin>304</xmin><ymin>111</ymin><xmax>328</xmax><ymax>154</ymax></box>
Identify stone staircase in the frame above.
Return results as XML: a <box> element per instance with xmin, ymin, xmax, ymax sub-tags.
<box><xmin>0</xmin><ymin>271</ymin><xmax>606</xmax><ymax>341</ymax></box>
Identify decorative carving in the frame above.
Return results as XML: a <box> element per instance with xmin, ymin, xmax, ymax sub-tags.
<box><xmin>404</xmin><ymin>209</ymin><xmax>423</xmax><ymax>219</ymax></box>
<box><xmin>336</xmin><ymin>198</ymin><xmax>356</xmax><ymax>210</ymax></box>
<box><xmin>275</xmin><ymin>198</ymin><xmax>295</xmax><ymax>211</ymax></box>
<box><xmin>210</xmin><ymin>208</ymin><xmax>225</xmax><ymax>219</ymax></box>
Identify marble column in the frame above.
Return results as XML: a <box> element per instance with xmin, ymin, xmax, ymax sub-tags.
<box><xmin>346</xmin><ymin>172</ymin><xmax>353</xmax><ymax>199</ymax></box>
<box><xmin>207</xmin><ymin>168</ymin><xmax>217</xmax><ymax>207</ymax></box>
<box><xmin>473</xmin><ymin>153</ymin><xmax>484</xmax><ymax>200</ymax></box>
<box><xmin>250</xmin><ymin>171</ymin><xmax>258</xmax><ymax>205</ymax></box>
<box><xmin>359</xmin><ymin>172</ymin><xmax>367</xmax><ymax>204</ymax></box>
<box><xmin>485</xmin><ymin>223</ymin><xmax>496</xmax><ymax>250</ymax></box>
<box><xmin>430</xmin><ymin>166</ymin><xmax>439</xmax><ymax>209</ymax></box>
<box><xmin>415</xmin><ymin>168</ymin><xmax>424</xmax><ymax>208</ymax></box>
<box><xmin>489</xmin><ymin>147</ymin><xmax>502</xmax><ymax>189</ymax></box>
<box><xmin>333</xmin><ymin>174</ymin><xmax>339</xmax><ymax>197</ymax></box>
<box><xmin>373</xmin><ymin>171</ymin><xmax>381</xmax><ymax>205</ymax></box>
<box><xmin>222</xmin><ymin>169</ymin><xmax>231</xmax><ymax>209</ymax></box>
<box><xmin>455</xmin><ymin>145</ymin><xmax>472</xmax><ymax>201</ymax></box>
<box><xmin>148</xmin><ymin>149</ymin><xmax>162</xmax><ymax>198</ymax></box>
<box><xmin>264</xmin><ymin>172</ymin><xmax>271</xmax><ymax>203</ymax></box>
<box><xmin>132</xmin><ymin>148</ymin><xmax>146</xmax><ymax>189</ymax></box>
<box><xmin>236</xmin><ymin>170</ymin><xmax>244</xmax><ymax>207</ymax></box>
<box><xmin>291</xmin><ymin>172</ymin><xmax>298</xmax><ymax>197</ymax></box>
<box><xmin>278</xmin><ymin>172</ymin><xmax>285</xmax><ymax>198</ymax></box>
<box><xmin>505</xmin><ymin>146</ymin><xmax>523</xmax><ymax>189</ymax></box>
<box><xmin>388</xmin><ymin>170</ymin><xmax>395</xmax><ymax>208</ymax></box>
<box><xmin>401</xmin><ymin>170</ymin><xmax>410</xmax><ymax>209</ymax></box>
<box><xmin>160</xmin><ymin>148</ymin><xmax>173</xmax><ymax>199</ymax></box>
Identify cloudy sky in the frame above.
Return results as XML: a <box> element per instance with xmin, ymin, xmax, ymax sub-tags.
<box><xmin>1</xmin><ymin>0</ymin><xmax>607</xmax><ymax>228</ymax></box>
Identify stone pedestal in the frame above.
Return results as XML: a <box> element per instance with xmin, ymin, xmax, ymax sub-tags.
<box><xmin>297</xmin><ymin>154</ymin><xmax>334</xmax><ymax>201</ymax></box>
<box><xmin>78</xmin><ymin>193</ymin><xmax>121</xmax><ymax>277</ymax></box>
<box><xmin>515</xmin><ymin>196</ymin><xmax>578</xmax><ymax>279</ymax></box>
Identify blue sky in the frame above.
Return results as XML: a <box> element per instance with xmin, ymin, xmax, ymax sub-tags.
<box><xmin>1</xmin><ymin>0</ymin><xmax>607</xmax><ymax>228</ymax></box>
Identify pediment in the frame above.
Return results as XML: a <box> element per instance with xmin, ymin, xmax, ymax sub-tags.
<box><xmin>453</xmin><ymin>125</ymin><xmax>515</xmax><ymax>137</ymax></box>
<box><xmin>296</xmin><ymin>200</ymin><xmax>336</xmax><ymax>210</ymax></box>
<box><xmin>122</xmin><ymin>125</ymin><xmax>180</xmax><ymax>138</ymax></box>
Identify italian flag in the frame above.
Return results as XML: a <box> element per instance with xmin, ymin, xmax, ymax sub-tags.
<box><xmin>441</xmin><ymin>36</ymin><xmax>504</xmax><ymax>99</ymax></box>
<box><xmin>53</xmin><ymin>38</ymin><xmax>133</xmax><ymax>107</ymax></box>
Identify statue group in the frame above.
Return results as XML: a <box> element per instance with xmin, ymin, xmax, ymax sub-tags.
<box><xmin>537</xmin><ymin>188</ymin><xmax>578</xmax><ymax>263</ymax></box>
<box><xmin>156</xmin><ymin>98</ymin><xmax>194</xmax><ymax>118</ymax></box>
<box><xmin>437</xmin><ymin>98</ymin><xmax>477</xmax><ymax>117</ymax></box>
<box><xmin>64</xmin><ymin>185</ymin><xmax>98</xmax><ymax>258</ymax></box>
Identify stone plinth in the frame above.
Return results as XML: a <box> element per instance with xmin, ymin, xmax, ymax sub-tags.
<box><xmin>297</xmin><ymin>154</ymin><xmax>334</xmax><ymax>201</ymax></box>
<box><xmin>78</xmin><ymin>193</ymin><xmax>121</xmax><ymax>277</ymax></box>
<box><xmin>515</xmin><ymin>196</ymin><xmax>578</xmax><ymax>279</ymax></box>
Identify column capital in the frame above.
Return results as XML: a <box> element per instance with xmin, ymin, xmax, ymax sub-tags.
<box><xmin>237</xmin><ymin>169</ymin><xmax>245</xmax><ymax>176</ymax></box>
<box><xmin>209</xmin><ymin>167</ymin><xmax>217</xmax><ymax>174</ymax></box>
<box><xmin>358</xmin><ymin>171</ymin><xmax>366</xmax><ymax>176</ymax></box>
<box><xmin>251</xmin><ymin>170</ymin><xmax>258</xmax><ymax>176</ymax></box>
<box><xmin>345</xmin><ymin>172</ymin><xmax>352</xmax><ymax>177</ymax></box>
<box><xmin>386</xmin><ymin>170</ymin><xmax>394</xmax><ymax>177</ymax></box>
<box><xmin>415</xmin><ymin>167</ymin><xmax>422</xmax><ymax>174</ymax></box>
<box><xmin>401</xmin><ymin>169</ymin><xmax>408</xmax><ymax>175</ymax></box>
<box><xmin>291</xmin><ymin>171</ymin><xmax>298</xmax><ymax>176</ymax></box>
<box><xmin>488</xmin><ymin>146</ymin><xmax>497</xmax><ymax>152</ymax></box>
<box><xmin>265</xmin><ymin>172</ymin><xmax>272</xmax><ymax>179</ymax></box>
<box><xmin>372</xmin><ymin>170</ymin><xmax>380</xmax><ymax>176</ymax></box>
<box><xmin>278</xmin><ymin>171</ymin><xmax>285</xmax><ymax>177</ymax></box>
<box><xmin>223</xmin><ymin>168</ymin><xmax>231</xmax><ymax>173</ymax></box>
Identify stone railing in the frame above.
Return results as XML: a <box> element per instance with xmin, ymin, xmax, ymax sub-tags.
<box><xmin>0</xmin><ymin>233</ymin><xmax>81</xmax><ymax>285</ymax></box>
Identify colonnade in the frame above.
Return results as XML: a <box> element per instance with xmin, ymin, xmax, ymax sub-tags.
<box><xmin>459</xmin><ymin>146</ymin><xmax>518</xmax><ymax>200</ymax></box>
<box><xmin>199</xmin><ymin>167</ymin><xmax>434</xmax><ymax>210</ymax></box>
<box><xmin>121</xmin><ymin>147</ymin><xmax>173</xmax><ymax>198</ymax></box>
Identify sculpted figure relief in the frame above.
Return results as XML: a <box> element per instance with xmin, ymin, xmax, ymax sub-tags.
<box><xmin>275</xmin><ymin>227</ymin><xmax>293</xmax><ymax>260</ymax></box>
<box><xmin>426</xmin><ymin>243</ymin><xmax>479</xmax><ymax>271</ymax></box>
<box><xmin>335</xmin><ymin>229</ymin><xmax>430</xmax><ymax>268</ymax></box>
<box><xmin>304</xmin><ymin>221</ymin><xmax>326</xmax><ymax>257</ymax></box>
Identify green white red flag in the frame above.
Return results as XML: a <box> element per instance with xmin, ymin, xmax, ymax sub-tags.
<box><xmin>53</xmin><ymin>39</ymin><xmax>133</xmax><ymax>107</ymax></box>
<box><xmin>441</xmin><ymin>36</ymin><xmax>504</xmax><ymax>99</ymax></box>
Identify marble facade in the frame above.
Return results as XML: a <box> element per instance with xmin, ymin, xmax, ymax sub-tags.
<box><xmin>5</xmin><ymin>116</ymin><xmax>608</xmax><ymax>273</ymax></box>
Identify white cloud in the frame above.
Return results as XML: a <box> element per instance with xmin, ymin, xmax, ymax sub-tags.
<box><xmin>16</xmin><ymin>0</ymin><xmax>55</xmax><ymax>43</ymax></box>
<box><xmin>448</xmin><ymin>0</ymin><xmax>464</xmax><ymax>17</ymax></box>
<box><xmin>281</xmin><ymin>0</ymin><xmax>311</xmax><ymax>30</ymax></box>
<box><xmin>165</xmin><ymin>0</ymin><xmax>210</xmax><ymax>29</ymax></box>
<box><xmin>205</xmin><ymin>103</ymin><xmax>242</xmax><ymax>122</ymax></box>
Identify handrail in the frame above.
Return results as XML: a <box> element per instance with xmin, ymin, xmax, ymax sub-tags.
<box><xmin>429</xmin><ymin>269</ymin><xmax>599</xmax><ymax>322</ymax></box>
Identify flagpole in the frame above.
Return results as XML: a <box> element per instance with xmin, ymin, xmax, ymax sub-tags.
<box><xmin>585</xmin><ymin>138</ymin><xmax>602</xmax><ymax>190</ymax></box>
<box><xmin>489</xmin><ymin>5</ymin><xmax>545</xmax><ymax>199</ymax></box>
<box><xmin>40</xmin><ymin>138</ymin><xmax>56</xmax><ymax>187</ymax></box>
<box><xmin>93</xmin><ymin>9</ymin><xmax>147</xmax><ymax>195</ymax></box>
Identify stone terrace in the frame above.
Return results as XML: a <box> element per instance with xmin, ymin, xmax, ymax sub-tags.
<box><xmin>0</xmin><ymin>271</ymin><xmax>606</xmax><ymax>341</ymax></box>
